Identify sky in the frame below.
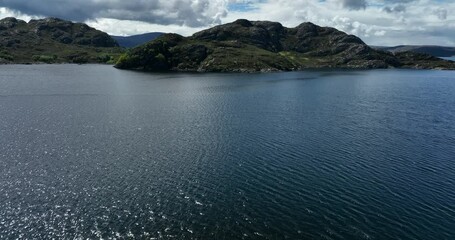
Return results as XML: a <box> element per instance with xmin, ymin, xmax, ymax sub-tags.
<box><xmin>0</xmin><ymin>0</ymin><xmax>454</xmax><ymax>46</ymax></box>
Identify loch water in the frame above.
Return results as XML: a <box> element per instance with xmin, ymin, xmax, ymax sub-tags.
<box><xmin>441</xmin><ymin>56</ymin><xmax>455</xmax><ymax>62</ymax></box>
<box><xmin>0</xmin><ymin>65</ymin><xmax>454</xmax><ymax>239</ymax></box>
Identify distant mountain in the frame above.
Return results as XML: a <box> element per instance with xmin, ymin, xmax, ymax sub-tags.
<box><xmin>373</xmin><ymin>45</ymin><xmax>455</xmax><ymax>57</ymax></box>
<box><xmin>112</xmin><ymin>33</ymin><xmax>164</xmax><ymax>48</ymax></box>
<box><xmin>0</xmin><ymin>17</ymin><xmax>122</xmax><ymax>64</ymax></box>
<box><xmin>115</xmin><ymin>19</ymin><xmax>455</xmax><ymax>72</ymax></box>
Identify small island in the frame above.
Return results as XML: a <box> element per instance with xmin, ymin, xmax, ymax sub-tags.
<box><xmin>115</xmin><ymin>19</ymin><xmax>455</xmax><ymax>72</ymax></box>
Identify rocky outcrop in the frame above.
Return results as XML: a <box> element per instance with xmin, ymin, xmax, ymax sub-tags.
<box><xmin>27</xmin><ymin>18</ymin><xmax>117</xmax><ymax>47</ymax></box>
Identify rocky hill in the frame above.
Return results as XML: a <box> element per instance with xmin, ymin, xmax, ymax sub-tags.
<box><xmin>0</xmin><ymin>17</ymin><xmax>122</xmax><ymax>64</ymax></box>
<box><xmin>115</xmin><ymin>19</ymin><xmax>455</xmax><ymax>72</ymax></box>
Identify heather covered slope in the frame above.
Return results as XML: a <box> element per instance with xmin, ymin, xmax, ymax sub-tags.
<box><xmin>0</xmin><ymin>17</ymin><xmax>122</xmax><ymax>64</ymax></box>
<box><xmin>115</xmin><ymin>19</ymin><xmax>455</xmax><ymax>72</ymax></box>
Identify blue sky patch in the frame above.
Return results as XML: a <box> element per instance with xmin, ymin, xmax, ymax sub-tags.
<box><xmin>228</xmin><ymin>1</ymin><xmax>263</xmax><ymax>12</ymax></box>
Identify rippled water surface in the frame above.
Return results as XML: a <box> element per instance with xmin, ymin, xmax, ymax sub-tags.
<box><xmin>1</xmin><ymin>65</ymin><xmax>454</xmax><ymax>239</ymax></box>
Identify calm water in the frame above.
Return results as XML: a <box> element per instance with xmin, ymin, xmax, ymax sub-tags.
<box><xmin>441</xmin><ymin>57</ymin><xmax>455</xmax><ymax>62</ymax></box>
<box><xmin>0</xmin><ymin>65</ymin><xmax>454</xmax><ymax>239</ymax></box>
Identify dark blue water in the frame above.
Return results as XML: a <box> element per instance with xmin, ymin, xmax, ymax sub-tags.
<box><xmin>0</xmin><ymin>65</ymin><xmax>454</xmax><ymax>239</ymax></box>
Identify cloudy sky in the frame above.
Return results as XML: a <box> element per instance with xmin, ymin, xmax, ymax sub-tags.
<box><xmin>0</xmin><ymin>0</ymin><xmax>454</xmax><ymax>46</ymax></box>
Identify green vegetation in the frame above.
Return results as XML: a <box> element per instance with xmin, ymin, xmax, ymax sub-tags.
<box><xmin>115</xmin><ymin>19</ymin><xmax>455</xmax><ymax>72</ymax></box>
<box><xmin>32</xmin><ymin>55</ymin><xmax>57</xmax><ymax>63</ymax></box>
<box><xmin>0</xmin><ymin>17</ymin><xmax>124</xmax><ymax>64</ymax></box>
<box><xmin>0</xmin><ymin>50</ymin><xmax>14</xmax><ymax>61</ymax></box>
<box><xmin>116</xmin><ymin>51</ymin><xmax>141</xmax><ymax>69</ymax></box>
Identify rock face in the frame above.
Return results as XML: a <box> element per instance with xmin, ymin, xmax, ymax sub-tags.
<box><xmin>115</xmin><ymin>19</ymin><xmax>455</xmax><ymax>72</ymax></box>
<box><xmin>26</xmin><ymin>18</ymin><xmax>117</xmax><ymax>47</ymax></box>
<box><xmin>0</xmin><ymin>17</ymin><xmax>120</xmax><ymax>64</ymax></box>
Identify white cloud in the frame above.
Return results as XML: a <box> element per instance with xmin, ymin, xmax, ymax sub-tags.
<box><xmin>1</xmin><ymin>0</ymin><xmax>455</xmax><ymax>46</ymax></box>
<box><xmin>223</xmin><ymin>0</ymin><xmax>455</xmax><ymax>46</ymax></box>
<box><xmin>85</xmin><ymin>18</ymin><xmax>206</xmax><ymax>36</ymax></box>
<box><xmin>0</xmin><ymin>7</ymin><xmax>41</xmax><ymax>21</ymax></box>
<box><xmin>0</xmin><ymin>0</ymin><xmax>229</xmax><ymax>27</ymax></box>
